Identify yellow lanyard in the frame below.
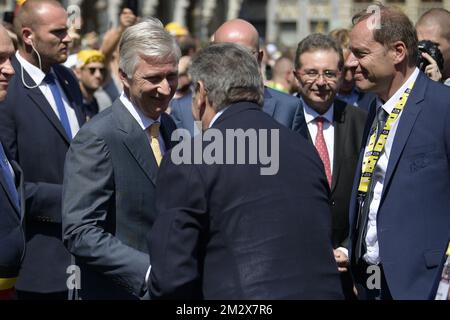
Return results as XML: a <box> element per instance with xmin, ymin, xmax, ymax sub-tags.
<box><xmin>358</xmin><ymin>80</ymin><xmax>415</xmax><ymax>194</ymax></box>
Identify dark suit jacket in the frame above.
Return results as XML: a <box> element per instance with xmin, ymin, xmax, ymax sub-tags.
<box><xmin>293</xmin><ymin>99</ymin><xmax>367</xmax><ymax>248</ymax></box>
<box><xmin>149</xmin><ymin>102</ymin><xmax>343</xmax><ymax>299</ymax></box>
<box><xmin>62</xmin><ymin>99</ymin><xmax>177</xmax><ymax>299</ymax></box>
<box><xmin>170</xmin><ymin>87</ymin><xmax>300</xmax><ymax>135</ymax></box>
<box><xmin>0</xmin><ymin>152</ymin><xmax>25</xmax><ymax>280</ymax></box>
<box><xmin>0</xmin><ymin>56</ymin><xmax>85</xmax><ymax>293</ymax></box>
<box><xmin>349</xmin><ymin>72</ymin><xmax>450</xmax><ymax>299</ymax></box>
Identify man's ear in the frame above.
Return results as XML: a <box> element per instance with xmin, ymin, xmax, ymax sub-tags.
<box><xmin>391</xmin><ymin>41</ymin><xmax>408</xmax><ymax>65</ymax></box>
<box><xmin>257</xmin><ymin>50</ymin><xmax>264</xmax><ymax>65</ymax></box>
<box><xmin>22</xmin><ymin>28</ymin><xmax>33</xmax><ymax>47</ymax></box>
<box><xmin>119</xmin><ymin>68</ymin><xmax>130</xmax><ymax>90</ymax></box>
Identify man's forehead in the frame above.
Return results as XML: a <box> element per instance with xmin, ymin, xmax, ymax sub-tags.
<box><xmin>416</xmin><ymin>24</ymin><xmax>443</xmax><ymax>42</ymax></box>
<box><xmin>350</xmin><ymin>23</ymin><xmax>374</xmax><ymax>48</ymax></box>
<box><xmin>0</xmin><ymin>31</ymin><xmax>14</xmax><ymax>55</ymax></box>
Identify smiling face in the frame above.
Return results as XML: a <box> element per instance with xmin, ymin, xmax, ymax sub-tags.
<box><xmin>0</xmin><ymin>27</ymin><xmax>15</xmax><ymax>102</ymax></box>
<box><xmin>346</xmin><ymin>21</ymin><xmax>397</xmax><ymax>96</ymax></box>
<box><xmin>294</xmin><ymin>49</ymin><xmax>341</xmax><ymax>114</ymax></box>
<box><xmin>121</xmin><ymin>55</ymin><xmax>178</xmax><ymax>120</ymax></box>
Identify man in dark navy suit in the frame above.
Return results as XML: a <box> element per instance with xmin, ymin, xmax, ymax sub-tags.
<box><xmin>170</xmin><ymin>19</ymin><xmax>301</xmax><ymax>136</ymax></box>
<box><xmin>0</xmin><ymin>0</ymin><xmax>85</xmax><ymax>299</ymax></box>
<box><xmin>0</xmin><ymin>24</ymin><xmax>25</xmax><ymax>301</ymax></box>
<box><xmin>149</xmin><ymin>43</ymin><xmax>343</xmax><ymax>300</ymax></box>
<box><xmin>347</xmin><ymin>5</ymin><xmax>450</xmax><ymax>299</ymax></box>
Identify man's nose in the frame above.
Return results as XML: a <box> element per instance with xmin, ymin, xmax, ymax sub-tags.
<box><xmin>157</xmin><ymin>78</ymin><xmax>172</xmax><ymax>96</ymax></box>
<box><xmin>345</xmin><ymin>51</ymin><xmax>359</xmax><ymax>69</ymax></box>
<box><xmin>0</xmin><ymin>58</ymin><xmax>15</xmax><ymax>78</ymax></box>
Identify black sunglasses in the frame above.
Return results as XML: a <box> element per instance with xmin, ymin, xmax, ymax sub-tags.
<box><xmin>86</xmin><ymin>67</ymin><xmax>106</xmax><ymax>75</ymax></box>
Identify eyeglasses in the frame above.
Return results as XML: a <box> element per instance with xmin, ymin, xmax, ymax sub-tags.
<box><xmin>298</xmin><ymin>69</ymin><xmax>340</xmax><ymax>82</ymax></box>
<box><xmin>85</xmin><ymin>67</ymin><xmax>106</xmax><ymax>75</ymax></box>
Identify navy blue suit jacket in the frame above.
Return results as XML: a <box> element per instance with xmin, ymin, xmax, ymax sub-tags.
<box><xmin>150</xmin><ymin>102</ymin><xmax>343</xmax><ymax>299</ymax></box>
<box><xmin>170</xmin><ymin>87</ymin><xmax>300</xmax><ymax>135</ymax></box>
<box><xmin>349</xmin><ymin>72</ymin><xmax>450</xmax><ymax>299</ymax></box>
<box><xmin>0</xmin><ymin>56</ymin><xmax>85</xmax><ymax>293</ymax></box>
<box><xmin>0</xmin><ymin>150</ymin><xmax>25</xmax><ymax>280</ymax></box>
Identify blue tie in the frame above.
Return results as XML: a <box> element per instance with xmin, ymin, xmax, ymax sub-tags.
<box><xmin>0</xmin><ymin>142</ymin><xmax>19</xmax><ymax>209</ymax></box>
<box><xmin>44</xmin><ymin>73</ymin><xmax>72</xmax><ymax>140</ymax></box>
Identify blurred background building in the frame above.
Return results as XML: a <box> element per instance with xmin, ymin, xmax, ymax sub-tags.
<box><xmin>1</xmin><ymin>0</ymin><xmax>450</xmax><ymax>48</ymax></box>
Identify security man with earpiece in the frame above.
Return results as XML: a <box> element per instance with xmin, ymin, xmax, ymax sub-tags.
<box><xmin>0</xmin><ymin>0</ymin><xmax>85</xmax><ymax>300</ymax></box>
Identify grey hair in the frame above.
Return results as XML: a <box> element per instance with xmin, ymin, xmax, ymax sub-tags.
<box><xmin>189</xmin><ymin>42</ymin><xmax>264</xmax><ymax>112</ymax></box>
<box><xmin>119</xmin><ymin>18</ymin><xmax>181</xmax><ymax>77</ymax></box>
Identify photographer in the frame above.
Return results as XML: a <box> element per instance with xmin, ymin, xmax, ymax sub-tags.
<box><xmin>416</xmin><ymin>8</ymin><xmax>450</xmax><ymax>86</ymax></box>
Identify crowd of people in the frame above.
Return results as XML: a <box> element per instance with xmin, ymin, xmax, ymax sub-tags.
<box><xmin>0</xmin><ymin>0</ymin><xmax>449</xmax><ymax>300</ymax></box>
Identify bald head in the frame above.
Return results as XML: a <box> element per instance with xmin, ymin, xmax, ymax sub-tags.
<box><xmin>417</xmin><ymin>8</ymin><xmax>450</xmax><ymax>41</ymax></box>
<box><xmin>14</xmin><ymin>0</ymin><xmax>65</xmax><ymax>42</ymax></box>
<box><xmin>416</xmin><ymin>8</ymin><xmax>450</xmax><ymax>79</ymax></box>
<box><xmin>213</xmin><ymin>19</ymin><xmax>260</xmax><ymax>52</ymax></box>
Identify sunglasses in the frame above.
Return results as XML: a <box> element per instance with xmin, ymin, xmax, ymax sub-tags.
<box><xmin>85</xmin><ymin>67</ymin><xmax>106</xmax><ymax>75</ymax></box>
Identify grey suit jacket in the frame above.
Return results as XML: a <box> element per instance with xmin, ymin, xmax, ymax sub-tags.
<box><xmin>62</xmin><ymin>98</ymin><xmax>177</xmax><ymax>299</ymax></box>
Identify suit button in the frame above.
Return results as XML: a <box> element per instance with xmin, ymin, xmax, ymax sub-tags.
<box><xmin>331</xmin><ymin>200</ymin><xmax>336</xmax><ymax>207</ymax></box>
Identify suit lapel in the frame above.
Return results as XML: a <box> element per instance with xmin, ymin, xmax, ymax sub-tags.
<box><xmin>262</xmin><ymin>87</ymin><xmax>276</xmax><ymax>117</ymax></box>
<box><xmin>0</xmin><ymin>169</ymin><xmax>20</xmax><ymax>218</ymax></box>
<box><xmin>54</xmin><ymin>67</ymin><xmax>86</xmax><ymax>126</ymax></box>
<box><xmin>292</xmin><ymin>99</ymin><xmax>312</xmax><ymax>141</ymax></box>
<box><xmin>11</xmin><ymin>160</ymin><xmax>24</xmax><ymax>221</ymax></box>
<box><xmin>331</xmin><ymin>101</ymin><xmax>348</xmax><ymax>193</ymax></box>
<box><xmin>383</xmin><ymin>73</ymin><xmax>426</xmax><ymax>198</ymax></box>
<box><xmin>114</xmin><ymin>101</ymin><xmax>158</xmax><ymax>186</ymax></box>
<box><xmin>13</xmin><ymin>57</ymin><xmax>71</xmax><ymax>143</ymax></box>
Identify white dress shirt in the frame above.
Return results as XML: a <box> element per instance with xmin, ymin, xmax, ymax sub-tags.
<box><xmin>363</xmin><ymin>68</ymin><xmax>420</xmax><ymax>265</ymax></box>
<box><xmin>303</xmin><ymin>101</ymin><xmax>335</xmax><ymax>174</ymax></box>
<box><xmin>208</xmin><ymin>107</ymin><xmax>229</xmax><ymax>129</ymax></box>
<box><xmin>119</xmin><ymin>92</ymin><xmax>166</xmax><ymax>154</ymax></box>
<box><xmin>16</xmin><ymin>52</ymin><xmax>80</xmax><ymax>138</ymax></box>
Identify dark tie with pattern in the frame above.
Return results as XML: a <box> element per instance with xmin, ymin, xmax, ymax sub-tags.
<box><xmin>355</xmin><ymin>107</ymin><xmax>389</xmax><ymax>261</ymax></box>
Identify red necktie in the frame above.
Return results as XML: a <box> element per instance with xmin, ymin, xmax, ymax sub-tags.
<box><xmin>314</xmin><ymin>117</ymin><xmax>332</xmax><ymax>187</ymax></box>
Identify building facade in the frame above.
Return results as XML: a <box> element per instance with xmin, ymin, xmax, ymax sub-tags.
<box><xmin>1</xmin><ymin>0</ymin><xmax>449</xmax><ymax>47</ymax></box>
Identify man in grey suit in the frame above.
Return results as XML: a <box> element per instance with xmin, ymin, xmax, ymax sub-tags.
<box><xmin>170</xmin><ymin>19</ymin><xmax>302</xmax><ymax>135</ymax></box>
<box><xmin>62</xmin><ymin>19</ymin><xmax>179</xmax><ymax>299</ymax></box>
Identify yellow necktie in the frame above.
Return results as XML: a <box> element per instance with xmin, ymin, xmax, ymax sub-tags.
<box><xmin>147</xmin><ymin>123</ymin><xmax>162</xmax><ymax>166</ymax></box>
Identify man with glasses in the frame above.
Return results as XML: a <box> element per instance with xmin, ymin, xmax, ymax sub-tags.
<box><xmin>292</xmin><ymin>33</ymin><xmax>367</xmax><ymax>299</ymax></box>
<box><xmin>74</xmin><ymin>49</ymin><xmax>106</xmax><ymax>120</ymax></box>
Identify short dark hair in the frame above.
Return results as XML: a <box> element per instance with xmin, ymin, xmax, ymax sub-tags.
<box><xmin>294</xmin><ymin>33</ymin><xmax>344</xmax><ymax>71</ymax></box>
<box><xmin>352</xmin><ymin>4</ymin><xmax>418</xmax><ymax>68</ymax></box>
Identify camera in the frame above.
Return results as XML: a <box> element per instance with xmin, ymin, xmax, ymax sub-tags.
<box><xmin>417</xmin><ymin>40</ymin><xmax>444</xmax><ymax>72</ymax></box>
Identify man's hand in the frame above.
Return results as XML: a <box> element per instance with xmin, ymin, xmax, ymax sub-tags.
<box><xmin>334</xmin><ymin>248</ymin><xmax>349</xmax><ymax>273</ymax></box>
<box><xmin>119</xmin><ymin>8</ymin><xmax>137</xmax><ymax>31</ymax></box>
<box><xmin>421</xmin><ymin>52</ymin><xmax>442</xmax><ymax>82</ymax></box>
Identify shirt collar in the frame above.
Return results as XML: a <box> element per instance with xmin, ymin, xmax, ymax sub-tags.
<box><xmin>377</xmin><ymin>67</ymin><xmax>420</xmax><ymax>114</ymax></box>
<box><xmin>119</xmin><ymin>92</ymin><xmax>161</xmax><ymax>131</ymax></box>
<box><xmin>208</xmin><ymin>107</ymin><xmax>230</xmax><ymax>128</ymax></box>
<box><xmin>16</xmin><ymin>51</ymin><xmax>49</xmax><ymax>86</ymax></box>
<box><xmin>302</xmin><ymin>98</ymin><xmax>334</xmax><ymax>124</ymax></box>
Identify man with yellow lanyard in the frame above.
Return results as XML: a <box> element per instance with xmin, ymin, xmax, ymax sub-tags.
<box><xmin>346</xmin><ymin>5</ymin><xmax>450</xmax><ymax>299</ymax></box>
<box><xmin>0</xmin><ymin>24</ymin><xmax>24</xmax><ymax>300</ymax></box>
